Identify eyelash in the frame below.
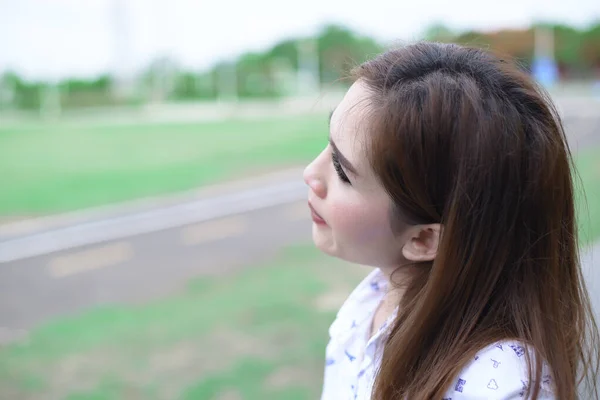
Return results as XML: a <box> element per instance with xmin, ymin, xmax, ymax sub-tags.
<box><xmin>331</xmin><ymin>151</ymin><xmax>351</xmax><ymax>185</ymax></box>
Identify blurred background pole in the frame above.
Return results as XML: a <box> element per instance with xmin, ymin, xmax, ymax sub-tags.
<box><xmin>217</xmin><ymin>62</ymin><xmax>238</xmax><ymax>103</ymax></box>
<box><xmin>111</xmin><ymin>0</ymin><xmax>134</xmax><ymax>102</ymax></box>
<box><xmin>40</xmin><ymin>53</ymin><xmax>61</xmax><ymax>120</ymax></box>
<box><xmin>534</xmin><ymin>24</ymin><xmax>555</xmax><ymax>60</ymax></box>
<box><xmin>39</xmin><ymin>84</ymin><xmax>61</xmax><ymax>120</ymax></box>
<box><xmin>532</xmin><ymin>23</ymin><xmax>559</xmax><ymax>88</ymax></box>
<box><xmin>149</xmin><ymin>0</ymin><xmax>176</xmax><ymax>104</ymax></box>
<box><xmin>296</xmin><ymin>37</ymin><xmax>320</xmax><ymax>96</ymax></box>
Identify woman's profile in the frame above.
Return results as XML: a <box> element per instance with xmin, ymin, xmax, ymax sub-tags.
<box><xmin>303</xmin><ymin>42</ymin><xmax>600</xmax><ymax>399</ymax></box>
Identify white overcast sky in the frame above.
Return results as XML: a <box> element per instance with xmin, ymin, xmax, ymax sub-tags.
<box><xmin>1</xmin><ymin>0</ymin><xmax>599</xmax><ymax>80</ymax></box>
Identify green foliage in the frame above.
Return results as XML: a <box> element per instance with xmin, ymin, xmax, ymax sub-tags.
<box><xmin>3</xmin><ymin>22</ymin><xmax>600</xmax><ymax>110</ymax></box>
<box><xmin>317</xmin><ymin>25</ymin><xmax>383</xmax><ymax>84</ymax></box>
<box><xmin>553</xmin><ymin>24</ymin><xmax>583</xmax><ymax>66</ymax></box>
<box><xmin>422</xmin><ymin>23</ymin><xmax>457</xmax><ymax>42</ymax></box>
<box><xmin>1</xmin><ymin>72</ymin><xmax>42</xmax><ymax>110</ymax></box>
<box><xmin>582</xmin><ymin>21</ymin><xmax>600</xmax><ymax>66</ymax></box>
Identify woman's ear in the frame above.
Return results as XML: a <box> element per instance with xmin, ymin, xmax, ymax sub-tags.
<box><xmin>401</xmin><ymin>224</ymin><xmax>442</xmax><ymax>262</ymax></box>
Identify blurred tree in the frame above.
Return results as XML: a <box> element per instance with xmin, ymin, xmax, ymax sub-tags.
<box><xmin>269</xmin><ymin>40</ymin><xmax>300</xmax><ymax>70</ymax></box>
<box><xmin>59</xmin><ymin>75</ymin><xmax>115</xmax><ymax>108</ymax></box>
<box><xmin>554</xmin><ymin>24</ymin><xmax>583</xmax><ymax>65</ymax></box>
<box><xmin>581</xmin><ymin>22</ymin><xmax>600</xmax><ymax>70</ymax></box>
<box><xmin>4</xmin><ymin>73</ymin><xmax>42</xmax><ymax>110</ymax></box>
<box><xmin>196</xmin><ymin>72</ymin><xmax>217</xmax><ymax>99</ymax></box>
<box><xmin>454</xmin><ymin>30</ymin><xmax>486</xmax><ymax>46</ymax></box>
<box><xmin>229</xmin><ymin>25</ymin><xmax>382</xmax><ymax>98</ymax></box>
<box><xmin>235</xmin><ymin>52</ymin><xmax>275</xmax><ymax>97</ymax></box>
<box><xmin>552</xmin><ymin>24</ymin><xmax>584</xmax><ymax>78</ymax></box>
<box><xmin>0</xmin><ymin>71</ymin><xmax>18</xmax><ymax>109</ymax></box>
<box><xmin>173</xmin><ymin>72</ymin><xmax>199</xmax><ymax>100</ymax></box>
<box><xmin>317</xmin><ymin>25</ymin><xmax>383</xmax><ymax>85</ymax></box>
<box><xmin>423</xmin><ymin>23</ymin><xmax>456</xmax><ymax>42</ymax></box>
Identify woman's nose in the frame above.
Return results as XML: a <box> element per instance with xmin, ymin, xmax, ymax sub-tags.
<box><xmin>303</xmin><ymin>160</ymin><xmax>326</xmax><ymax>199</ymax></box>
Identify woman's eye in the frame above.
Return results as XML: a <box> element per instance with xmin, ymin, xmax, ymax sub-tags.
<box><xmin>332</xmin><ymin>152</ymin><xmax>351</xmax><ymax>185</ymax></box>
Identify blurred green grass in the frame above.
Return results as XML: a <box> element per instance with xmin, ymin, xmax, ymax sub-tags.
<box><xmin>575</xmin><ymin>147</ymin><xmax>600</xmax><ymax>246</ymax></box>
<box><xmin>0</xmin><ymin>244</ymin><xmax>367</xmax><ymax>400</ymax></box>
<box><xmin>0</xmin><ymin>116</ymin><xmax>328</xmax><ymax>214</ymax></box>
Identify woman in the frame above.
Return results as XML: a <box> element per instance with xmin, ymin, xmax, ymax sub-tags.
<box><xmin>304</xmin><ymin>42</ymin><xmax>599</xmax><ymax>399</ymax></box>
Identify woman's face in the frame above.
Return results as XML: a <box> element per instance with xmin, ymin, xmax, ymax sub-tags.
<box><xmin>303</xmin><ymin>81</ymin><xmax>411</xmax><ymax>268</ymax></box>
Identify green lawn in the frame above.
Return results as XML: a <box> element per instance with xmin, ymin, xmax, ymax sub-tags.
<box><xmin>0</xmin><ymin>116</ymin><xmax>329</xmax><ymax>214</ymax></box>
<box><xmin>0</xmin><ymin>244</ymin><xmax>368</xmax><ymax>400</ymax></box>
<box><xmin>575</xmin><ymin>147</ymin><xmax>600</xmax><ymax>246</ymax></box>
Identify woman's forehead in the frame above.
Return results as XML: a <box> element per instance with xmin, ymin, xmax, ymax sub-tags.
<box><xmin>331</xmin><ymin>81</ymin><xmax>370</xmax><ymax>132</ymax></box>
<box><xmin>331</xmin><ymin>82</ymin><xmax>371</xmax><ymax>153</ymax></box>
<box><xmin>330</xmin><ymin>82</ymin><xmax>377</xmax><ymax>181</ymax></box>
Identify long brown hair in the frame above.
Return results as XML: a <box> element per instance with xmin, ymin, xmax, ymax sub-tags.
<box><xmin>351</xmin><ymin>42</ymin><xmax>599</xmax><ymax>399</ymax></box>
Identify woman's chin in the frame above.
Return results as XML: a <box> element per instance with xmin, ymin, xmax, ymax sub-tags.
<box><xmin>312</xmin><ymin>228</ymin><xmax>337</xmax><ymax>256</ymax></box>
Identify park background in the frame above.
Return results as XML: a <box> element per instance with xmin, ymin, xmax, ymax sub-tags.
<box><xmin>1</xmin><ymin>1</ymin><xmax>600</xmax><ymax>399</ymax></box>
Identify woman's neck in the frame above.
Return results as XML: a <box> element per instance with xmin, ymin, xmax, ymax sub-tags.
<box><xmin>378</xmin><ymin>264</ymin><xmax>416</xmax><ymax>306</ymax></box>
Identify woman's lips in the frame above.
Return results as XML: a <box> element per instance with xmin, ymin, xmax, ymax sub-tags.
<box><xmin>308</xmin><ymin>202</ymin><xmax>327</xmax><ymax>225</ymax></box>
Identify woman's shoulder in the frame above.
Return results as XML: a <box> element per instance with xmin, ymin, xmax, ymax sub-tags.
<box><xmin>443</xmin><ymin>340</ymin><xmax>555</xmax><ymax>399</ymax></box>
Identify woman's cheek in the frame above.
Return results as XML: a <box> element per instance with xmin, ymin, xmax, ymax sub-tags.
<box><xmin>328</xmin><ymin>199</ymin><xmax>391</xmax><ymax>243</ymax></box>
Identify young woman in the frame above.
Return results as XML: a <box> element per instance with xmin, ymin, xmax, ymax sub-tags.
<box><xmin>304</xmin><ymin>42</ymin><xmax>599</xmax><ymax>399</ymax></box>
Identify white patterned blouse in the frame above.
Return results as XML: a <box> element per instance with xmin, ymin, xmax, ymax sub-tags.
<box><xmin>320</xmin><ymin>268</ymin><xmax>555</xmax><ymax>399</ymax></box>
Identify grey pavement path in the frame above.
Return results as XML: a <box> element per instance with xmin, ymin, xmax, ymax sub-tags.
<box><xmin>0</xmin><ymin>200</ymin><xmax>313</xmax><ymax>333</ymax></box>
<box><xmin>0</xmin><ymin>167</ymin><xmax>306</xmax><ymax>242</ymax></box>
